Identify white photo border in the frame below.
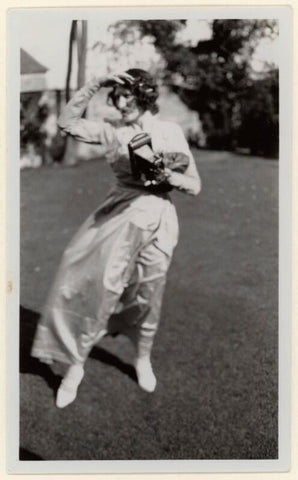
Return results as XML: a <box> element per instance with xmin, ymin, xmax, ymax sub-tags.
<box><xmin>5</xmin><ymin>4</ymin><xmax>292</xmax><ymax>475</ymax></box>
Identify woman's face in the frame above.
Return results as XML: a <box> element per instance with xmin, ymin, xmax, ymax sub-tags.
<box><xmin>112</xmin><ymin>86</ymin><xmax>143</xmax><ymax>124</ymax></box>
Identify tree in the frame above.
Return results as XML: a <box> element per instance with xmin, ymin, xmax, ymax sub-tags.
<box><xmin>112</xmin><ymin>20</ymin><xmax>186</xmax><ymax>57</ymax></box>
<box><xmin>235</xmin><ymin>68</ymin><xmax>279</xmax><ymax>156</ymax></box>
<box><xmin>164</xmin><ymin>19</ymin><xmax>278</xmax><ymax>152</ymax></box>
<box><xmin>112</xmin><ymin>19</ymin><xmax>279</xmax><ymax>155</ymax></box>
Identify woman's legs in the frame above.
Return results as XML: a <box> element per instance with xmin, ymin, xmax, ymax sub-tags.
<box><xmin>131</xmin><ymin>242</ymin><xmax>170</xmax><ymax>392</ymax></box>
<box><xmin>53</xmin><ymin>222</ymin><xmax>149</xmax><ymax>407</ymax></box>
<box><xmin>35</xmin><ymin>202</ymin><xmax>173</xmax><ymax>405</ymax></box>
<box><xmin>54</xmin><ymin>243</ymin><xmax>170</xmax><ymax>404</ymax></box>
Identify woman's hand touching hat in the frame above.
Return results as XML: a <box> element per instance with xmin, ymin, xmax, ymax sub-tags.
<box><xmin>96</xmin><ymin>72</ymin><xmax>135</xmax><ymax>88</ymax></box>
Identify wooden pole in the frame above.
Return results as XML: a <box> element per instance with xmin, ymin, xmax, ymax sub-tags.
<box><xmin>77</xmin><ymin>20</ymin><xmax>87</xmax><ymax>89</ymax></box>
<box><xmin>62</xmin><ymin>20</ymin><xmax>80</xmax><ymax>166</ymax></box>
<box><xmin>65</xmin><ymin>20</ymin><xmax>77</xmax><ymax>102</ymax></box>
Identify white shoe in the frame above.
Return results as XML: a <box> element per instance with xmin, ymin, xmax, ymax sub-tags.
<box><xmin>56</xmin><ymin>364</ymin><xmax>84</xmax><ymax>408</ymax></box>
<box><xmin>135</xmin><ymin>357</ymin><xmax>157</xmax><ymax>393</ymax></box>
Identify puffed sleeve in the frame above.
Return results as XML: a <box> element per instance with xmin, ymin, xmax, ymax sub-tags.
<box><xmin>163</xmin><ymin>123</ymin><xmax>201</xmax><ymax>196</ymax></box>
<box><xmin>58</xmin><ymin>79</ymin><xmax>117</xmax><ymax>146</ymax></box>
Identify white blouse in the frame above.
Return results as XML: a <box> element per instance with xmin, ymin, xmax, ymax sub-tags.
<box><xmin>58</xmin><ymin>79</ymin><xmax>201</xmax><ymax>196</ymax></box>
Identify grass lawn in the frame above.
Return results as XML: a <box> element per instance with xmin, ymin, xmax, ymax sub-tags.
<box><xmin>20</xmin><ymin>149</ymin><xmax>278</xmax><ymax>461</ymax></box>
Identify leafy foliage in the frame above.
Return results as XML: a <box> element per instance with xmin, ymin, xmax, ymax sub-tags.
<box><xmin>235</xmin><ymin>69</ymin><xmax>279</xmax><ymax>156</ymax></box>
<box><xmin>20</xmin><ymin>96</ymin><xmax>49</xmax><ymax>150</ymax></box>
<box><xmin>111</xmin><ymin>20</ymin><xmax>186</xmax><ymax>54</ymax></box>
<box><xmin>112</xmin><ymin>19</ymin><xmax>279</xmax><ymax>156</ymax></box>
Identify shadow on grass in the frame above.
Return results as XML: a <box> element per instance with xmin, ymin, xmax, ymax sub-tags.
<box><xmin>90</xmin><ymin>345</ymin><xmax>138</xmax><ymax>384</ymax></box>
<box><xmin>19</xmin><ymin>447</ymin><xmax>43</xmax><ymax>461</ymax></box>
<box><xmin>20</xmin><ymin>305</ymin><xmax>137</xmax><ymax>387</ymax></box>
<box><xmin>20</xmin><ymin>305</ymin><xmax>62</xmax><ymax>393</ymax></box>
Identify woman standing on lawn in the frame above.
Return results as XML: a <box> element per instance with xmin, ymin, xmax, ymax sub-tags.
<box><xmin>31</xmin><ymin>68</ymin><xmax>201</xmax><ymax>408</ymax></box>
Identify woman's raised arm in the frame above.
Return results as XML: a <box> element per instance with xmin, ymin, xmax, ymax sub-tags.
<box><xmin>58</xmin><ymin>73</ymin><xmax>134</xmax><ymax>145</ymax></box>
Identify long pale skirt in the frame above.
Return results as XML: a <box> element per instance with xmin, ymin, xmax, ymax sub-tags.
<box><xmin>31</xmin><ymin>184</ymin><xmax>179</xmax><ymax>365</ymax></box>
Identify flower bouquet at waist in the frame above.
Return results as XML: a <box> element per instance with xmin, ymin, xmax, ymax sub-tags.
<box><xmin>128</xmin><ymin>133</ymin><xmax>189</xmax><ymax>187</ymax></box>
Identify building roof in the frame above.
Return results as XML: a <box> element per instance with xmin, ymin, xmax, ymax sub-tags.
<box><xmin>21</xmin><ymin>48</ymin><xmax>48</xmax><ymax>75</ymax></box>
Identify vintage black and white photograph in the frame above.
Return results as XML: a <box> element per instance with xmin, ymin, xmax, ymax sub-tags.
<box><xmin>6</xmin><ymin>5</ymin><xmax>292</xmax><ymax>474</ymax></box>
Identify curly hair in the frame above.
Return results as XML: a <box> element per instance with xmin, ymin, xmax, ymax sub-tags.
<box><xmin>109</xmin><ymin>68</ymin><xmax>159</xmax><ymax>115</ymax></box>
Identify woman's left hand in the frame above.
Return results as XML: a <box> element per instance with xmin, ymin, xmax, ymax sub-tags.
<box><xmin>96</xmin><ymin>72</ymin><xmax>135</xmax><ymax>88</ymax></box>
<box><xmin>163</xmin><ymin>168</ymin><xmax>173</xmax><ymax>184</ymax></box>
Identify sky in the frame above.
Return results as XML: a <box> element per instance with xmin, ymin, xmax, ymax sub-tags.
<box><xmin>19</xmin><ymin>17</ymin><xmax>279</xmax><ymax>90</ymax></box>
